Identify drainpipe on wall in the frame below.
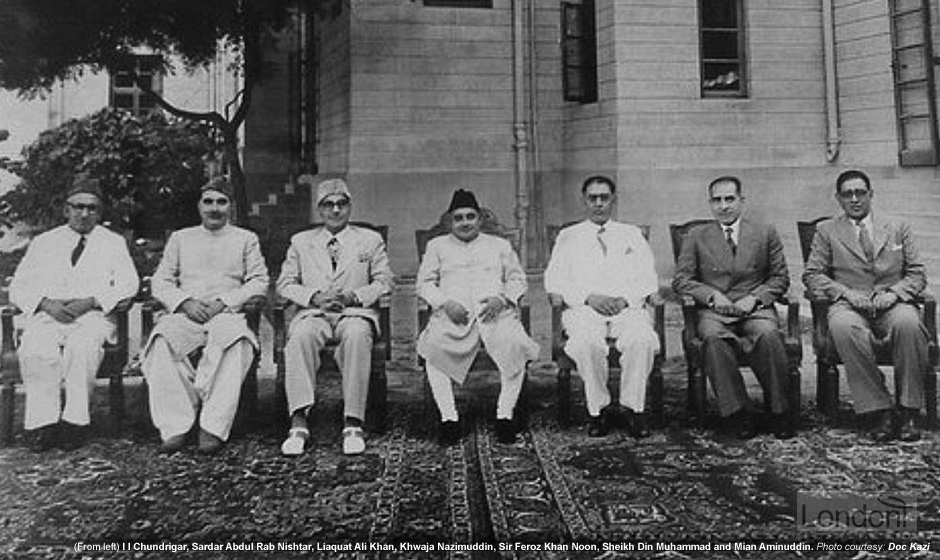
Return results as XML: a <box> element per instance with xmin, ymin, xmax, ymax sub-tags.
<box><xmin>822</xmin><ymin>0</ymin><xmax>841</xmax><ymax>162</ymax></box>
<box><xmin>512</xmin><ymin>0</ymin><xmax>530</xmax><ymax>265</ymax></box>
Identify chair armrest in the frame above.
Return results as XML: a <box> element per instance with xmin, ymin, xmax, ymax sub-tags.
<box><xmin>680</xmin><ymin>295</ymin><xmax>698</xmax><ymax>332</ymax></box>
<box><xmin>1</xmin><ymin>306</ymin><xmax>21</xmax><ymax>381</ymax></box>
<box><xmin>649</xmin><ymin>294</ymin><xmax>666</xmax><ymax>351</ymax></box>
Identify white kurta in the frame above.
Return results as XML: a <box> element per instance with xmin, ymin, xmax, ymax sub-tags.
<box><xmin>142</xmin><ymin>224</ymin><xmax>269</xmax><ymax>441</ymax></box>
<box><xmin>544</xmin><ymin>220</ymin><xmax>660</xmax><ymax>414</ymax></box>
<box><xmin>9</xmin><ymin>224</ymin><xmax>139</xmax><ymax>429</ymax></box>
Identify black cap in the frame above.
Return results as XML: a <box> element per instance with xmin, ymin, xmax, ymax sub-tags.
<box><xmin>446</xmin><ymin>189</ymin><xmax>480</xmax><ymax>213</ymax></box>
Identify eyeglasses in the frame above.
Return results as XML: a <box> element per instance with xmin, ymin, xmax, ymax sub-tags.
<box><xmin>585</xmin><ymin>193</ymin><xmax>612</xmax><ymax>203</ymax></box>
<box><xmin>68</xmin><ymin>203</ymin><xmax>101</xmax><ymax>213</ymax></box>
<box><xmin>838</xmin><ymin>189</ymin><xmax>871</xmax><ymax>200</ymax></box>
<box><xmin>319</xmin><ymin>198</ymin><xmax>350</xmax><ymax>210</ymax></box>
<box><xmin>452</xmin><ymin>212</ymin><xmax>479</xmax><ymax>223</ymax></box>
<box><xmin>709</xmin><ymin>195</ymin><xmax>740</xmax><ymax>204</ymax></box>
<box><xmin>200</xmin><ymin>197</ymin><xmax>230</xmax><ymax>205</ymax></box>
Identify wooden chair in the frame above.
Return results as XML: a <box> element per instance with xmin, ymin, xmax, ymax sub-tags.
<box><xmin>270</xmin><ymin>222</ymin><xmax>391</xmax><ymax>432</ymax></box>
<box><xmin>669</xmin><ymin>219</ymin><xmax>802</xmax><ymax>421</ymax></box>
<box><xmin>797</xmin><ymin>217</ymin><xmax>938</xmax><ymax>423</ymax></box>
<box><xmin>415</xmin><ymin>209</ymin><xmax>531</xmax><ymax>423</ymax></box>
<box><xmin>547</xmin><ymin>222</ymin><xmax>666</xmax><ymax>428</ymax></box>
<box><xmin>0</xmin><ymin>296</ymin><xmax>136</xmax><ymax>445</ymax></box>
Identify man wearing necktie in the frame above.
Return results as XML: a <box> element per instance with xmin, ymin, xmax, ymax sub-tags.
<box><xmin>673</xmin><ymin>176</ymin><xmax>794</xmax><ymax>439</ymax></box>
<box><xmin>804</xmin><ymin>169</ymin><xmax>929</xmax><ymax>442</ymax></box>
<box><xmin>545</xmin><ymin>176</ymin><xmax>660</xmax><ymax>438</ymax></box>
<box><xmin>9</xmin><ymin>176</ymin><xmax>139</xmax><ymax>451</ymax></box>
<box><xmin>278</xmin><ymin>178</ymin><xmax>392</xmax><ymax>456</ymax></box>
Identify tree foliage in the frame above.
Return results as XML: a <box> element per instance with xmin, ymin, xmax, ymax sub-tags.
<box><xmin>0</xmin><ymin>107</ymin><xmax>214</xmax><ymax>235</ymax></box>
<box><xmin>0</xmin><ymin>0</ymin><xmax>302</xmax><ymax>224</ymax></box>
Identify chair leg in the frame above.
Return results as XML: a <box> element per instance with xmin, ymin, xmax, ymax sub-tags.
<box><xmin>109</xmin><ymin>374</ymin><xmax>125</xmax><ymax>435</ymax></box>
<box><xmin>648</xmin><ymin>359</ymin><xmax>664</xmax><ymax>428</ymax></box>
<box><xmin>557</xmin><ymin>366</ymin><xmax>571</xmax><ymax>428</ymax></box>
<box><xmin>0</xmin><ymin>382</ymin><xmax>14</xmax><ymax>446</ymax></box>
<box><xmin>423</xmin><ymin>372</ymin><xmax>440</xmax><ymax>427</ymax></box>
<box><xmin>788</xmin><ymin>366</ymin><xmax>801</xmax><ymax>427</ymax></box>
<box><xmin>234</xmin><ymin>362</ymin><xmax>258</xmax><ymax>435</ymax></box>
<box><xmin>925</xmin><ymin>366</ymin><xmax>937</xmax><ymax>429</ymax></box>
<box><xmin>367</xmin><ymin>363</ymin><xmax>388</xmax><ymax>433</ymax></box>
<box><xmin>816</xmin><ymin>360</ymin><xmax>838</xmax><ymax>417</ymax></box>
<box><xmin>688</xmin><ymin>364</ymin><xmax>706</xmax><ymax>419</ymax></box>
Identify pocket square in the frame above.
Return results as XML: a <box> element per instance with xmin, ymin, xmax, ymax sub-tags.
<box><xmin>889</xmin><ymin>243</ymin><xmax>903</xmax><ymax>252</ymax></box>
<box><xmin>357</xmin><ymin>251</ymin><xmax>372</xmax><ymax>262</ymax></box>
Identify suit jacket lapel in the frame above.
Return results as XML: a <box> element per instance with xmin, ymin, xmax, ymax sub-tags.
<box><xmin>871</xmin><ymin>218</ymin><xmax>891</xmax><ymax>258</ymax></box>
<box><xmin>736</xmin><ymin>218</ymin><xmax>758</xmax><ymax>266</ymax></box>
<box><xmin>707</xmin><ymin>221</ymin><xmax>735</xmax><ymax>268</ymax></box>
<box><xmin>834</xmin><ymin>216</ymin><xmax>868</xmax><ymax>262</ymax></box>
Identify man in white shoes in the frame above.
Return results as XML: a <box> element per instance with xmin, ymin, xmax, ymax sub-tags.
<box><xmin>142</xmin><ymin>178</ymin><xmax>269</xmax><ymax>455</ymax></box>
<box><xmin>417</xmin><ymin>189</ymin><xmax>539</xmax><ymax>446</ymax></box>
<box><xmin>278</xmin><ymin>177</ymin><xmax>393</xmax><ymax>456</ymax></box>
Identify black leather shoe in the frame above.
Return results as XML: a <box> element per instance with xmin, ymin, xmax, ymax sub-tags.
<box><xmin>770</xmin><ymin>413</ymin><xmax>796</xmax><ymax>440</ymax></box>
<box><xmin>440</xmin><ymin>420</ymin><xmax>461</xmax><ymax>447</ymax></box>
<box><xmin>898</xmin><ymin>409</ymin><xmax>921</xmax><ymax>442</ymax></box>
<box><xmin>869</xmin><ymin>410</ymin><xmax>896</xmax><ymax>443</ymax></box>
<box><xmin>730</xmin><ymin>410</ymin><xmax>757</xmax><ymax>440</ymax></box>
<box><xmin>495</xmin><ymin>419</ymin><xmax>516</xmax><ymax>444</ymax></box>
<box><xmin>628</xmin><ymin>412</ymin><xmax>651</xmax><ymax>439</ymax></box>
<box><xmin>26</xmin><ymin>424</ymin><xmax>57</xmax><ymax>452</ymax></box>
<box><xmin>587</xmin><ymin>413</ymin><xmax>608</xmax><ymax>437</ymax></box>
<box><xmin>57</xmin><ymin>422</ymin><xmax>88</xmax><ymax>451</ymax></box>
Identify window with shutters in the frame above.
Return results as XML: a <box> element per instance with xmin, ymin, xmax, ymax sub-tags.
<box><xmin>699</xmin><ymin>0</ymin><xmax>747</xmax><ymax>98</ymax></box>
<box><xmin>109</xmin><ymin>55</ymin><xmax>163</xmax><ymax>115</ymax></box>
<box><xmin>562</xmin><ymin>0</ymin><xmax>597</xmax><ymax>103</ymax></box>
<box><xmin>889</xmin><ymin>0</ymin><xmax>938</xmax><ymax>166</ymax></box>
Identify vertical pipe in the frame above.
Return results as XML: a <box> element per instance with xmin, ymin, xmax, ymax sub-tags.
<box><xmin>822</xmin><ymin>0</ymin><xmax>841</xmax><ymax>162</ymax></box>
<box><xmin>512</xmin><ymin>0</ymin><xmax>530</xmax><ymax>264</ymax></box>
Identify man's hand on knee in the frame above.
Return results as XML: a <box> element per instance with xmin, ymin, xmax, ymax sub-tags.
<box><xmin>732</xmin><ymin>294</ymin><xmax>758</xmax><ymax>316</ymax></box>
<box><xmin>871</xmin><ymin>291</ymin><xmax>899</xmax><ymax>312</ymax></box>
<box><xmin>442</xmin><ymin>300</ymin><xmax>470</xmax><ymax>325</ymax></box>
<box><xmin>842</xmin><ymin>289</ymin><xmax>874</xmax><ymax>313</ymax></box>
<box><xmin>180</xmin><ymin>298</ymin><xmax>213</xmax><ymax>324</ymax></box>
<box><xmin>39</xmin><ymin>298</ymin><xmax>77</xmax><ymax>323</ymax></box>
<box><xmin>478</xmin><ymin>296</ymin><xmax>508</xmax><ymax>323</ymax></box>
<box><xmin>586</xmin><ymin>294</ymin><xmax>626</xmax><ymax>317</ymax></box>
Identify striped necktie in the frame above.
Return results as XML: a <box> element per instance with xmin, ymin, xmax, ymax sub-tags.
<box><xmin>327</xmin><ymin>236</ymin><xmax>340</xmax><ymax>270</ymax></box>
<box><xmin>71</xmin><ymin>235</ymin><xmax>86</xmax><ymax>266</ymax></box>
<box><xmin>724</xmin><ymin>226</ymin><xmax>736</xmax><ymax>255</ymax></box>
<box><xmin>857</xmin><ymin>220</ymin><xmax>874</xmax><ymax>261</ymax></box>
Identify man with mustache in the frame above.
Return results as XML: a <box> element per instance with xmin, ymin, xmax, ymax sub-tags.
<box><xmin>142</xmin><ymin>177</ymin><xmax>269</xmax><ymax>454</ymax></box>
<box><xmin>417</xmin><ymin>189</ymin><xmax>539</xmax><ymax>445</ymax></box>
<box><xmin>804</xmin><ymin>169</ymin><xmax>929</xmax><ymax>442</ymax></box>
<box><xmin>673</xmin><ymin>176</ymin><xmax>794</xmax><ymax>439</ymax></box>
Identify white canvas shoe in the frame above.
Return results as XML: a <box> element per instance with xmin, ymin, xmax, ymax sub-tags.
<box><xmin>342</xmin><ymin>427</ymin><xmax>366</xmax><ymax>455</ymax></box>
<box><xmin>280</xmin><ymin>427</ymin><xmax>310</xmax><ymax>456</ymax></box>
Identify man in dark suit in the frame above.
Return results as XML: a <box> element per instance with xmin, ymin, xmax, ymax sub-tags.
<box><xmin>674</xmin><ymin>176</ymin><xmax>794</xmax><ymax>439</ymax></box>
<box><xmin>803</xmin><ymin>169</ymin><xmax>928</xmax><ymax>442</ymax></box>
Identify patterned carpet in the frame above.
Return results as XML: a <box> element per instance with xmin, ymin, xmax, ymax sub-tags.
<box><xmin>2</xmin><ymin>361</ymin><xmax>940</xmax><ymax>559</ymax></box>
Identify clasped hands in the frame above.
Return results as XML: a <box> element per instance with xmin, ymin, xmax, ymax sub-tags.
<box><xmin>180</xmin><ymin>298</ymin><xmax>228</xmax><ymax>324</ymax></box>
<box><xmin>441</xmin><ymin>296</ymin><xmax>511</xmax><ymax>325</ymax></box>
<box><xmin>39</xmin><ymin>297</ymin><xmax>99</xmax><ymax>323</ymax></box>
<box><xmin>841</xmin><ymin>289</ymin><xmax>898</xmax><ymax>314</ymax></box>
<box><xmin>585</xmin><ymin>294</ymin><xmax>629</xmax><ymax>317</ymax></box>
<box><xmin>709</xmin><ymin>293</ymin><xmax>759</xmax><ymax>318</ymax></box>
<box><xmin>310</xmin><ymin>289</ymin><xmax>359</xmax><ymax>313</ymax></box>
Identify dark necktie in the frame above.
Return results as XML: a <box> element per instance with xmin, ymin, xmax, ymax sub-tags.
<box><xmin>71</xmin><ymin>235</ymin><xmax>86</xmax><ymax>266</ymax></box>
<box><xmin>857</xmin><ymin>220</ymin><xmax>874</xmax><ymax>261</ymax></box>
<box><xmin>327</xmin><ymin>236</ymin><xmax>340</xmax><ymax>270</ymax></box>
<box><xmin>724</xmin><ymin>226</ymin><xmax>736</xmax><ymax>255</ymax></box>
<box><xmin>596</xmin><ymin>226</ymin><xmax>607</xmax><ymax>256</ymax></box>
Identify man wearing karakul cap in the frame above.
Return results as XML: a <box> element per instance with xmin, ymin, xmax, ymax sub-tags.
<box><xmin>10</xmin><ymin>175</ymin><xmax>139</xmax><ymax>450</ymax></box>
<box><xmin>417</xmin><ymin>189</ymin><xmax>539</xmax><ymax>446</ymax></box>
<box><xmin>142</xmin><ymin>177</ymin><xmax>269</xmax><ymax>454</ymax></box>
<box><xmin>278</xmin><ymin>176</ymin><xmax>393</xmax><ymax>456</ymax></box>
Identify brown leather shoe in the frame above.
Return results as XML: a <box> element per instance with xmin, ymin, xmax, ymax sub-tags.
<box><xmin>197</xmin><ymin>429</ymin><xmax>224</xmax><ymax>455</ymax></box>
<box><xmin>869</xmin><ymin>410</ymin><xmax>896</xmax><ymax>443</ymax></box>
<box><xmin>160</xmin><ymin>433</ymin><xmax>188</xmax><ymax>454</ymax></box>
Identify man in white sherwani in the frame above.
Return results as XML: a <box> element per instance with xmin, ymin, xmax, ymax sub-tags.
<box><xmin>417</xmin><ymin>189</ymin><xmax>539</xmax><ymax>446</ymax></box>
<box><xmin>142</xmin><ymin>178</ymin><xmax>269</xmax><ymax>454</ymax></box>
<box><xmin>278</xmin><ymin>178</ymin><xmax>393</xmax><ymax>457</ymax></box>
<box><xmin>545</xmin><ymin>175</ymin><xmax>660</xmax><ymax>438</ymax></box>
<box><xmin>10</xmin><ymin>177</ymin><xmax>139</xmax><ymax>451</ymax></box>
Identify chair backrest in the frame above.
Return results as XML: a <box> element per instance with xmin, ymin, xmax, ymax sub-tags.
<box><xmin>415</xmin><ymin>208</ymin><xmax>516</xmax><ymax>260</ymax></box>
<box><xmin>546</xmin><ymin>221</ymin><xmax>651</xmax><ymax>254</ymax></box>
<box><xmin>668</xmin><ymin>219</ymin><xmax>713</xmax><ymax>263</ymax></box>
<box><xmin>797</xmin><ymin>216</ymin><xmax>830</xmax><ymax>264</ymax></box>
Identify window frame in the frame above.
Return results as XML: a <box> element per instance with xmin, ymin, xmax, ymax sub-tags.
<box><xmin>698</xmin><ymin>0</ymin><xmax>748</xmax><ymax>98</ymax></box>
<box><xmin>109</xmin><ymin>55</ymin><xmax>164</xmax><ymax>115</ymax></box>
<box><xmin>561</xmin><ymin>0</ymin><xmax>598</xmax><ymax>104</ymax></box>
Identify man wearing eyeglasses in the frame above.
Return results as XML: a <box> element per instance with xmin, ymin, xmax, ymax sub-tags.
<box><xmin>10</xmin><ymin>176</ymin><xmax>139</xmax><ymax>451</ymax></box>
<box><xmin>142</xmin><ymin>177</ymin><xmax>269</xmax><ymax>454</ymax></box>
<box><xmin>545</xmin><ymin>176</ymin><xmax>660</xmax><ymax>438</ymax></box>
<box><xmin>278</xmin><ymin>177</ymin><xmax>392</xmax><ymax>456</ymax></box>
<box><xmin>673</xmin><ymin>176</ymin><xmax>794</xmax><ymax>439</ymax></box>
<box><xmin>417</xmin><ymin>189</ymin><xmax>539</xmax><ymax>446</ymax></box>
<box><xmin>804</xmin><ymin>169</ymin><xmax>929</xmax><ymax>442</ymax></box>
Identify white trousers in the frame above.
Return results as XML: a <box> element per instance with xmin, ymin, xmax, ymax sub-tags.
<box><xmin>562</xmin><ymin>306</ymin><xmax>659</xmax><ymax>416</ymax></box>
<box><xmin>18</xmin><ymin>312</ymin><xmax>112</xmax><ymax>429</ymax></box>
<box><xmin>143</xmin><ymin>335</ymin><xmax>253</xmax><ymax>442</ymax></box>
<box><xmin>284</xmin><ymin>314</ymin><xmax>373</xmax><ymax>421</ymax></box>
<box><xmin>426</xmin><ymin>362</ymin><xmax>525</xmax><ymax>421</ymax></box>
